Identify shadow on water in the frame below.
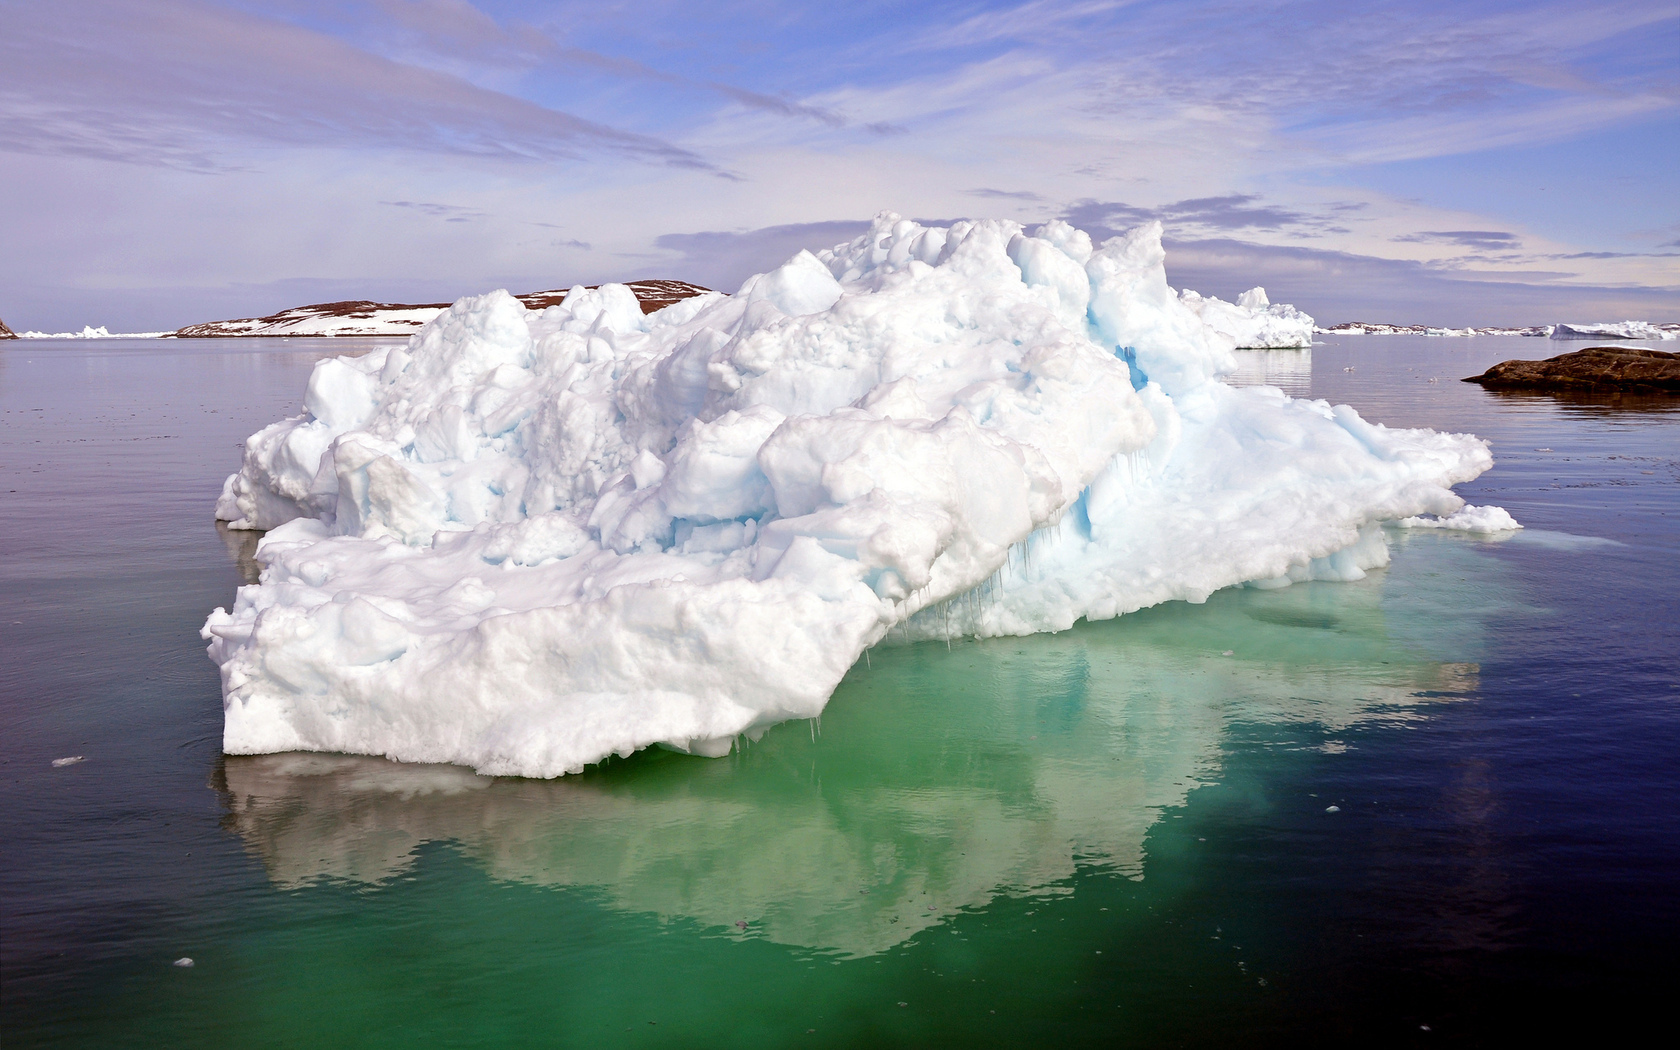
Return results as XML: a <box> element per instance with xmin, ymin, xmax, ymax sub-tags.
<box><xmin>212</xmin><ymin>532</ymin><xmax>1507</xmax><ymax>961</ymax></box>
<box><xmin>214</xmin><ymin>521</ymin><xmax>264</xmax><ymax>584</ymax></box>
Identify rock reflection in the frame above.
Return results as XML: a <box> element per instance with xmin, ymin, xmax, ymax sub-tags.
<box><xmin>220</xmin><ymin>563</ymin><xmax>1486</xmax><ymax>957</ymax></box>
<box><xmin>1478</xmin><ymin>387</ymin><xmax>1679</xmax><ymax>415</ymax></box>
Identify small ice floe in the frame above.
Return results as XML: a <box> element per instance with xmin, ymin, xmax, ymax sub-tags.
<box><xmin>51</xmin><ymin>756</ymin><xmax>85</xmax><ymax>767</ymax></box>
<box><xmin>1325</xmin><ymin>805</ymin><xmax>1341</xmax><ymax>813</ymax></box>
<box><xmin>1221</xmin><ymin>650</ymin><xmax>1234</xmax><ymax>656</ymax></box>
<box><xmin>173</xmin><ymin>957</ymin><xmax>194</xmax><ymax>968</ymax></box>
<box><xmin>1534</xmin><ymin>448</ymin><xmax>1552</xmax><ymax>452</ymax></box>
<box><xmin>1395</xmin><ymin>504</ymin><xmax>1522</xmax><ymax>534</ymax></box>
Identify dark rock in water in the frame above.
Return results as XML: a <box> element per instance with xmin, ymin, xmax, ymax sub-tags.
<box><xmin>0</xmin><ymin>316</ymin><xmax>16</xmax><ymax>339</ymax></box>
<box><xmin>1464</xmin><ymin>346</ymin><xmax>1680</xmax><ymax>393</ymax></box>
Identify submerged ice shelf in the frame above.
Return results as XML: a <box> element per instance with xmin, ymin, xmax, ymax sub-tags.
<box><xmin>205</xmin><ymin>213</ymin><xmax>1504</xmax><ymax>777</ymax></box>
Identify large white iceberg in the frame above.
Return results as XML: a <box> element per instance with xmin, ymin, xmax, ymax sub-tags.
<box><xmin>1178</xmin><ymin>286</ymin><xmax>1314</xmax><ymax>348</ymax></box>
<box><xmin>205</xmin><ymin>214</ymin><xmax>1492</xmax><ymax>777</ymax></box>
<box><xmin>1551</xmin><ymin>321</ymin><xmax>1678</xmax><ymax>341</ymax></box>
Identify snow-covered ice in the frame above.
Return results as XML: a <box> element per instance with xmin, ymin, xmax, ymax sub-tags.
<box><xmin>205</xmin><ymin>213</ymin><xmax>1497</xmax><ymax>777</ymax></box>
<box><xmin>1178</xmin><ymin>287</ymin><xmax>1314</xmax><ymax>348</ymax></box>
<box><xmin>1551</xmin><ymin>321</ymin><xmax>1678</xmax><ymax>341</ymax></box>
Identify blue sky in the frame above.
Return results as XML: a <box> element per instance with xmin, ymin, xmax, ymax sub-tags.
<box><xmin>2</xmin><ymin>0</ymin><xmax>1676</xmax><ymax>329</ymax></box>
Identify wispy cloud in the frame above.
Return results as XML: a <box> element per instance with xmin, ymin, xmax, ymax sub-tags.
<box><xmin>382</xmin><ymin>200</ymin><xmax>486</xmax><ymax>221</ymax></box>
<box><xmin>967</xmin><ymin>188</ymin><xmax>1046</xmax><ymax>201</ymax></box>
<box><xmin>1394</xmin><ymin>230</ymin><xmax>1524</xmax><ymax>249</ymax></box>
<box><xmin>654</xmin><ymin>220</ymin><xmax>872</xmax><ymax>291</ymax></box>
<box><xmin>1065</xmin><ymin>194</ymin><xmax>1347</xmax><ymax>237</ymax></box>
<box><xmin>4</xmin><ymin>0</ymin><xmax>1677</xmax><ymax>331</ymax></box>
<box><xmin>293</xmin><ymin>0</ymin><xmax>853</xmax><ymax>128</ymax></box>
<box><xmin>0</xmin><ymin>0</ymin><xmax>714</xmax><ymax>172</ymax></box>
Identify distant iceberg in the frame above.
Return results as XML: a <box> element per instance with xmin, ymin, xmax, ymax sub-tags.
<box><xmin>1316</xmin><ymin>322</ymin><xmax>1552</xmax><ymax>336</ymax></box>
<box><xmin>1551</xmin><ymin>321</ymin><xmax>1678</xmax><ymax>341</ymax></box>
<box><xmin>1179</xmin><ymin>286</ymin><xmax>1314</xmax><ymax>348</ymax></box>
<box><xmin>17</xmin><ymin>325</ymin><xmax>169</xmax><ymax>339</ymax></box>
<box><xmin>205</xmin><ymin>213</ymin><xmax>1495</xmax><ymax>777</ymax></box>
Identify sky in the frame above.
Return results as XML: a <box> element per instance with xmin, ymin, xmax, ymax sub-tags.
<box><xmin>2</xmin><ymin>0</ymin><xmax>1677</xmax><ymax>331</ymax></box>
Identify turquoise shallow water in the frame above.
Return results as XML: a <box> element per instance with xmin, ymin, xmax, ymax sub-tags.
<box><xmin>2</xmin><ymin>336</ymin><xmax>1677</xmax><ymax>1046</ymax></box>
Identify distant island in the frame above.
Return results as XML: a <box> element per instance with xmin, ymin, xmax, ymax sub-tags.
<box><xmin>1319</xmin><ymin>320</ymin><xmax>1680</xmax><ymax>340</ymax></box>
<box><xmin>7</xmin><ymin>285</ymin><xmax>1677</xmax><ymax>344</ymax></box>
<box><xmin>170</xmin><ymin>280</ymin><xmax>713</xmax><ymax>338</ymax></box>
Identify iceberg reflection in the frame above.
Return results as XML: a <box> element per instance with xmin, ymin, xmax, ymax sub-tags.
<box><xmin>220</xmin><ymin>553</ymin><xmax>1489</xmax><ymax>957</ymax></box>
<box><xmin>1226</xmin><ymin>347</ymin><xmax>1314</xmax><ymax>396</ymax></box>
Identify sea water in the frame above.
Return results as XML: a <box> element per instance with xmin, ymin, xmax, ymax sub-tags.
<box><xmin>2</xmin><ymin>335</ymin><xmax>1676</xmax><ymax>1046</ymax></box>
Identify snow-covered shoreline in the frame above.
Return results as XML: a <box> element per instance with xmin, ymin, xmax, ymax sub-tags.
<box><xmin>1316</xmin><ymin>320</ymin><xmax>1679</xmax><ymax>339</ymax></box>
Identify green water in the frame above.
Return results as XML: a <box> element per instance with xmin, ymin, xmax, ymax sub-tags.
<box><xmin>10</xmin><ymin>335</ymin><xmax>1677</xmax><ymax>1046</ymax></box>
<box><xmin>65</xmin><ymin>531</ymin><xmax>1510</xmax><ymax>1047</ymax></box>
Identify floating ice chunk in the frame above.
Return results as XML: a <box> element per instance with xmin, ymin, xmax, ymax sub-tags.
<box><xmin>1180</xmin><ymin>286</ymin><xmax>1315</xmax><ymax>349</ymax></box>
<box><xmin>51</xmin><ymin>756</ymin><xmax>85</xmax><ymax>767</ymax></box>
<box><xmin>173</xmin><ymin>957</ymin><xmax>194</xmax><ymax>967</ymax></box>
<box><xmin>205</xmin><ymin>212</ymin><xmax>1494</xmax><ymax>777</ymax></box>
<box><xmin>1395</xmin><ymin>504</ymin><xmax>1522</xmax><ymax>533</ymax></box>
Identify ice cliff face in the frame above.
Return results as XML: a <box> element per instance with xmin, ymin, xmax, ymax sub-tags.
<box><xmin>205</xmin><ymin>213</ymin><xmax>1491</xmax><ymax>776</ymax></box>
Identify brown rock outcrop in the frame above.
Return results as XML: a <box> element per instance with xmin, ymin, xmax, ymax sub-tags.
<box><xmin>1464</xmin><ymin>345</ymin><xmax>1680</xmax><ymax>393</ymax></box>
<box><xmin>0</xmin><ymin>316</ymin><xmax>16</xmax><ymax>339</ymax></box>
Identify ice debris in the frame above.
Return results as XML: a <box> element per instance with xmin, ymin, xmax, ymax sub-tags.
<box><xmin>205</xmin><ymin>213</ymin><xmax>1493</xmax><ymax>777</ymax></box>
<box><xmin>51</xmin><ymin>756</ymin><xmax>85</xmax><ymax>767</ymax></box>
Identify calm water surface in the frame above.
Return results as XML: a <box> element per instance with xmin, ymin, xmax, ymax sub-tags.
<box><xmin>2</xmin><ymin>336</ymin><xmax>1677</xmax><ymax>1047</ymax></box>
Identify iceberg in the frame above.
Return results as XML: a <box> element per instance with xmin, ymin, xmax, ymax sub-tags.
<box><xmin>1178</xmin><ymin>286</ymin><xmax>1314</xmax><ymax>348</ymax></box>
<box><xmin>205</xmin><ymin>213</ymin><xmax>1495</xmax><ymax>777</ymax></box>
<box><xmin>1551</xmin><ymin>321</ymin><xmax>1678</xmax><ymax>341</ymax></box>
<box><xmin>17</xmin><ymin>325</ymin><xmax>169</xmax><ymax>339</ymax></box>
